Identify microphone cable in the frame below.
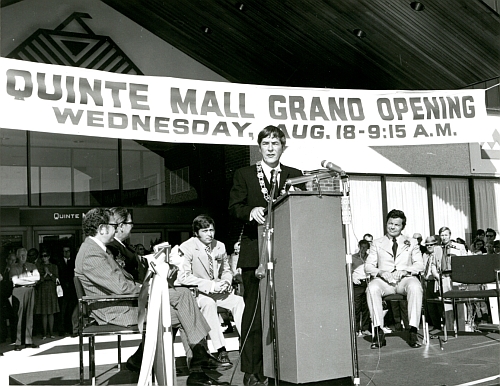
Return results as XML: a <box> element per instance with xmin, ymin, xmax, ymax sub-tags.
<box><xmin>228</xmin><ymin>274</ymin><xmax>270</xmax><ymax>385</ymax></box>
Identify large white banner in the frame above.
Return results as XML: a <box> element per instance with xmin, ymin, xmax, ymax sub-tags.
<box><xmin>0</xmin><ymin>57</ymin><xmax>492</xmax><ymax>146</ymax></box>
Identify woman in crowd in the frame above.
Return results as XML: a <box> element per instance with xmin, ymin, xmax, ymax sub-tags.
<box><xmin>35</xmin><ymin>249</ymin><xmax>60</xmax><ymax>339</ymax></box>
<box><xmin>471</xmin><ymin>238</ymin><xmax>487</xmax><ymax>254</ymax></box>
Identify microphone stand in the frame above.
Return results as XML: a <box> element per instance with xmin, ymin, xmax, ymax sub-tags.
<box><xmin>340</xmin><ymin>174</ymin><xmax>360</xmax><ymax>386</ymax></box>
<box><xmin>255</xmin><ymin>172</ymin><xmax>280</xmax><ymax>386</ymax></box>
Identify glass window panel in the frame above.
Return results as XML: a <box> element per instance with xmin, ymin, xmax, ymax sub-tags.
<box><xmin>349</xmin><ymin>176</ymin><xmax>384</xmax><ymax>252</ymax></box>
<box><xmin>432</xmin><ymin>178</ymin><xmax>471</xmax><ymax>243</ymax></box>
<box><xmin>30</xmin><ymin>132</ymin><xmax>118</xmax><ymax>206</ymax></box>
<box><xmin>30</xmin><ymin>145</ymin><xmax>72</xmax><ymax>206</ymax></box>
<box><xmin>0</xmin><ymin>128</ymin><xmax>27</xmax><ymax>206</ymax></box>
<box><xmin>40</xmin><ymin>167</ymin><xmax>72</xmax><ymax>206</ymax></box>
<box><xmin>73</xmin><ymin>146</ymin><xmax>119</xmax><ymax>206</ymax></box>
<box><xmin>386</xmin><ymin>177</ymin><xmax>429</xmax><ymax>239</ymax></box>
<box><xmin>36</xmin><ymin>232</ymin><xmax>77</xmax><ymax>262</ymax></box>
<box><xmin>473</xmin><ymin>179</ymin><xmax>500</xmax><ymax>233</ymax></box>
<box><xmin>122</xmin><ymin>140</ymin><xmax>165</xmax><ymax>206</ymax></box>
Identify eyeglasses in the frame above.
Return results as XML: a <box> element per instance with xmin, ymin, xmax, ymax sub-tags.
<box><xmin>107</xmin><ymin>223</ymin><xmax>119</xmax><ymax>230</ymax></box>
<box><xmin>121</xmin><ymin>221</ymin><xmax>134</xmax><ymax>226</ymax></box>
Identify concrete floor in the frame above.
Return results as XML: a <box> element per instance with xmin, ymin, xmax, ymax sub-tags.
<box><xmin>1</xmin><ymin>329</ymin><xmax>499</xmax><ymax>386</ymax></box>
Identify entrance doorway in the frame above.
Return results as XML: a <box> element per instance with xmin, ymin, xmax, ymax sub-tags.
<box><xmin>34</xmin><ymin>230</ymin><xmax>80</xmax><ymax>264</ymax></box>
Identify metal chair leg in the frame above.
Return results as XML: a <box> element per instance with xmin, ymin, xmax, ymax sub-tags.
<box><xmin>79</xmin><ymin>335</ymin><xmax>84</xmax><ymax>384</ymax></box>
<box><xmin>453</xmin><ymin>299</ymin><xmax>459</xmax><ymax>338</ymax></box>
<box><xmin>90</xmin><ymin>336</ymin><xmax>96</xmax><ymax>386</ymax></box>
<box><xmin>421</xmin><ymin>314</ymin><xmax>429</xmax><ymax>344</ymax></box>
<box><xmin>117</xmin><ymin>335</ymin><xmax>122</xmax><ymax>370</ymax></box>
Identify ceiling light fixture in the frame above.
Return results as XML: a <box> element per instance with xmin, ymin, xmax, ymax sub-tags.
<box><xmin>352</xmin><ymin>29</ymin><xmax>366</xmax><ymax>39</ymax></box>
<box><xmin>410</xmin><ymin>2</ymin><xmax>425</xmax><ymax>11</ymax></box>
<box><xmin>238</xmin><ymin>3</ymin><xmax>245</xmax><ymax>11</ymax></box>
<box><xmin>202</xmin><ymin>26</ymin><xmax>212</xmax><ymax>34</ymax></box>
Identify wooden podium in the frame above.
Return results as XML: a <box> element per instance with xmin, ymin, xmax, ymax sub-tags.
<box><xmin>259</xmin><ymin>191</ymin><xmax>353</xmax><ymax>384</ymax></box>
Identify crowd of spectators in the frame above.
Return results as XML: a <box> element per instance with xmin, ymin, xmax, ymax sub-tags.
<box><xmin>1</xmin><ymin>216</ymin><xmax>498</xmax><ymax>362</ymax></box>
<box><xmin>0</xmin><ymin>240</ymin><xmax>156</xmax><ymax>352</ymax></box>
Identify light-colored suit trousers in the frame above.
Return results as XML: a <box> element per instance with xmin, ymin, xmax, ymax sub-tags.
<box><xmin>366</xmin><ymin>276</ymin><xmax>423</xmax><ymax>328</ymax></box>
<box><xmin>197</xmin><ymin>292</ymin><xmax>244</xmax><ymax>350</ymax></box>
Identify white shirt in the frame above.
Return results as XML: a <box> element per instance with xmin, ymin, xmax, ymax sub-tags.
<box><xmin>90</xmin><ymin>236</ymin><xmax>107</xmax><ymax>252</ymax></box>
<box><xmin>261</xmin><ymin>161</ymin><xmax>281</xmax><ymax>187</ymax></box>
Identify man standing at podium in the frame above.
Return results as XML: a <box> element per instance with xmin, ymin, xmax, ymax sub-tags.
<box><xmin>365</xmin><ymin>209</ymin><xmax>424</xmax><ymax>349</ymax></box>
<box><xmin>228</xmin><ymin>125</ymin><xmax>303</xmax><ymax>386</ymax></box>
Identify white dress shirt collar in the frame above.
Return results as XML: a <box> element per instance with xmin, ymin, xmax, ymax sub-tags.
<box><xmin>114</xmin><ymin>237</ymin><xmax>126</xmax><ymax>247</ymax></box>
<box><xmin>261</xmin><ymin>161</ymin><xmax>281</xmax><ymax>185</ymax></box>
<box><xmin>90</xmin><ymin>236</ymin><xmax>107</xmax><ymax>252</ymax></box>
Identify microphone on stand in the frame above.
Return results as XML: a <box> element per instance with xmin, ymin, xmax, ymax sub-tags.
<box><xmin>321</xmin><ymin>160</ymin><xmax>345</xmax><ymax>175</ymax></box>
<box><xmin>285</xmin><ymin>171</ymin><xmax>336</xmax><ymax>186</ymax></box>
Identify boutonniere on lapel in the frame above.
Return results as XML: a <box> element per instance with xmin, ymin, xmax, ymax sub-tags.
<box><xmin>115</xmin><ymin>253</ymin><xmax>126</xmax><ymax>268</ymax></box>
<box><xmin>403</xmin><ymin>240</ymin><xmax>411</xmax><ymax>250</ymax></box>
<box><xmin>214</xmin><ymin>255</ymin><xmax>223</xmax><ymax>263</ymax></box>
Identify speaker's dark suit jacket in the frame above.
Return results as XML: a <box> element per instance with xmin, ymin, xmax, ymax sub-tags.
<box><xmin>228</xmin><ymin>163</ymin><xmax>304</xmax><ymax>268</ymax></box>
<box><xmin>228</xmin><ymin>162</ymin><xmax>303</xmax><ymax>375</ymax></box>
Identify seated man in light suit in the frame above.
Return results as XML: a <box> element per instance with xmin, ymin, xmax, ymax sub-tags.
<box><xmin>178</xmin><ymin>214</ymin><xmax>245</xmax><ymax>367</ymax></box>
<box><xmin>365</xmin><ymin>209</ymin><xmax>424</xmax><ymax>349</ymax></box>
<box><xmin>75</xmin><ymin>208</ymin><xmax>229</xmax><ymax>386</ymax></box>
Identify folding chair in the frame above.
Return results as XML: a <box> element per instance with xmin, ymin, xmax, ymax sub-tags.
<box><xmin>74</xmin><ymin>277</ymin><xmax>142</xmax><ymax>385</ymax></box>
<box><xmin>436</xmin><ymin>254</ymin><xmax>500</xmax><ymax>339</ymax></box>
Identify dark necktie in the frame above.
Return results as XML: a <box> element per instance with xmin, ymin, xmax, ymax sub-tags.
<box><xmin>270</xmin><ymin>169</ymin><xmax>279</xmax><ymax>198</ymax></box>
<box><xmin>442</xmin><ymin>245</ymin><xmax>450</xmax><ymax>272</ymax></box>
<box><xmin>392</xmin><ymin>237</ymin><xmax>398</xmax><ymax>258</ymax></box>
<box><xmin>424</xmin><ymin>254</ymin><xmax>432</xmax><ymax>277</ymax></box>
<box><xmin>206</xmin><ymin>246</ymin><xmax>214</xmax><ymax>280</ymax></box>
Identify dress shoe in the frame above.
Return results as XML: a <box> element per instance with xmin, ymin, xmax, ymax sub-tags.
<box><xmin>14</xmin><ymin>345</ymin><xmax>22</xmax><ymax>351</ymax></box>
<box><xmin>126</xmin><ymin>343</ymin><xmax>143</xmax><ymax>372</ymax></box>
<box><xmin>243</xmin><ymin>373</ymin><xmax>268</xmax><ymax>386</ymax></box>
<box><xmin>26</xmin><ymin>344</ymin><xmax>39</xmax><ymax>349</ymax></box>
<box><xmin>201</xmin><ymin>353</ymin><xmax>231</xmax><ymax>371</ymax></box>
<box><xmin>186</xmin><ymin>371</ymin><xmax>229</xmax><ymax>385</ymax></box>
<box><xmin>126</xmin><ymin>355</ymin><xmax>141</xmax><ymax>373</ymax></box>
<box><xmin>408</xmin><ymin>331</ymin><xmax>422</xmax><ymax>348</ymax></box>
<box><xmin>216</xmin><ymin>351</ymin><xmax>232</xmax><ymax>366</ymax></box>
<box><xmin>370</xmin><ymin>330</ymin><xmax>386</xmax><ymax>349</ymax></box>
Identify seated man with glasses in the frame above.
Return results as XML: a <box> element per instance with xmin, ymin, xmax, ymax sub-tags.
<box><xmin>106</xmin><ymin>207</ymin><xmax>140</xmax><ymax>281</ymax></box>
<box><xmin>76</xmin><ymin>208</ymin><xmax>229</xmax><ymax>386</ymax></box>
